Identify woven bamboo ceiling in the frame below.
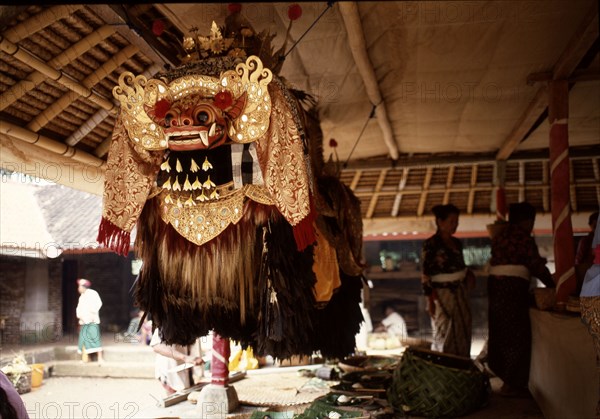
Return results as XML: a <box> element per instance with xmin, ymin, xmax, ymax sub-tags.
<box><xmin>0</xmin><ymin>3</ymin><xmax>598</xmax><ymax>236</ymax></box>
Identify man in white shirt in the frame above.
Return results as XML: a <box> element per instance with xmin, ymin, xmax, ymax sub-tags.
<box><xmin>76</xmin><ymin>279</ymin><xmax>104</xmax><ymax>363</ymax></box>
<box><xmin>376</xmin><ymin>306</ymin><xmax>408</xmax><ymax>339</ymax></box>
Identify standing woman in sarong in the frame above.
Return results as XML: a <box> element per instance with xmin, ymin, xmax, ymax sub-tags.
<box><xmin>487</xmin><ymin>202</ymin><xmax>554</xmax><ymax>397</ymax></box>
<box><xmin>421</xmin><ymin>204</ymin><xmax>475</xmax><ymax>357</ymax></box>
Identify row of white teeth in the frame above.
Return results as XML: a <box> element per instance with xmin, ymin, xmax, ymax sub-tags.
<box><xmin>167</xmin><ymin>123</ymin><xmax>217</xmax><ymax>146</ymax></box>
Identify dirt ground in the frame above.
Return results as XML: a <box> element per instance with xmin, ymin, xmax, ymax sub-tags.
<box><xmin>17</xmin><ymin>374</ymin><xmax>544</xmax><ymax>419</ymax></box>
<box><xmin>19</xmin><ymin>376</ymin><xmax>162</xmax><ymax>419</ymax></box>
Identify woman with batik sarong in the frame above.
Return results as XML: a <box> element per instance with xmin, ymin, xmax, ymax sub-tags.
<box><xmin>488</xmin><ymin>202</ymin><xmax>554</xmax><ymax>397</ymax></box>
<box><xmin>580</xmin><ymin>213</ymin><xmax>600</xmax><ymax>416</ymax></box>
<box><xmin>422</xmin><ymin>204</ymin><xmax>475</xmax><ymax>357</ymax></box>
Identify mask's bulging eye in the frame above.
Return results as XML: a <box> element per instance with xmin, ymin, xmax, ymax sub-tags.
<box><xmin>196</xmin><ymin>111</ymin><xmax>209</xmax><ymax>124</ymax></box>
<box><xmin>193</xmin><ymin>106</ymin><xmax>216</xmax><ymax>126</ymax></box>
<box><xmin>164</xmin><ymin>112</ymin><xmax>175</xmax><ymax>127</ymax></box>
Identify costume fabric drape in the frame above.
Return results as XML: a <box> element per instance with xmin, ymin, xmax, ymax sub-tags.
<box><xmin>488</xmin><ymin>223</ymin><xmax>553</xmax><ymax>390</ymax></box>
<box><xmin>422</xmin><ymin>233</ymin><xmax>472</xmax><ymax>357</ymax></box>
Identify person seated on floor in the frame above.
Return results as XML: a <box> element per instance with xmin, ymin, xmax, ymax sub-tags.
<box><xmin>374</xmin><ymin>305</ymin><xmax>408</xmax><ymax>339</ymax></box>
<box><xmin>150</xmin><ymin>329</ymin><xmax>205</xmax><ymax>395</ymax></box>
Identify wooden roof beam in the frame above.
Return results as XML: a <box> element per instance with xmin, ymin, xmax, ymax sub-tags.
<box><xmin>391</xmin><ymin>167</ymin><xmax>409</xmax><ymax>216</ymax></box>
<box><xmin>542</xmin><ymin>160</ymin><xmax>549</xmax><ymax>212</ymax></box>
<box><xmin>27</xmin><ymin>45</ymin><xmax>138</xmax><ymax>132</ymax></box>
<box><xmin>0</xmin><ymin>118</ymin><xmax>105</xmax><ymax>168</ymax></box>
<box><xmin>0</xmin><ymin>25</ymin><xmax>117</xmax><ymax>112</ymax></box>
<box><xmin>71</xmin><ymin>63</ymin><xmax>161</xmax><ymax>149</ymax></box>
<box><xmin>366</xmin><ymin>169</ymin><xmax>388</xmax><ymax>219</ymax></box>
<box><xmin>349</xmin><ymin>170</ymin><xmax>362</xmax><ymax>191</ymax></box>
<box><xmin>105</xmin><ymin>5</ymin><xmax>180</xmax><ymax>66</ymax></box>
<box><xmin>443</xmin><ymin>166</ymin><xmax>455</xmax><ymax>205</ymax></box>
<box><xmin>467</xmin><ymin>165</ymin><xmax>478</xmax><ymax>214</ymax></box>
<box><xmin>0</xmin><ymin>35</ymin><xmax>115</xmax><ymax>112</ymax></box>
<box><xmin>518</xmin><ymin>161</ymin><xmax>525</xmax><ymax>202</ymax></box>
<box><xmin>87</xmin><ymin>5</ymin><xmax>171</xmax><ymax>68</ymax></box>
<box><xmin>496</xmin><ymin>6</ymin><xmax>598</xmax><ymax>161</ymax></box>
<box><xmin>3</xmin><ymin>5</ymin><xmax>83</xmax><ymax>43</ymax></box>
<box><xmin>417</xmin><ymin>167</ymin><xmax>433</xmax><ymax>216</ymax></box>
<box><xmin>569</xmin><ymin>161</ymin><xmax>577</xmax><ymax>212</ymax></box>
<box><xmin>339</xmin><ymin>2</ymin><xmax>399</xmax><ymax>160</ymax></box>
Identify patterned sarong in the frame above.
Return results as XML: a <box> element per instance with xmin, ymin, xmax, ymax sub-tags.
<box><xmin>78</xmin><ymin>323</ymin><xmax>103</xmax><ymax>354</ymax></box>
<box><xmin>581</xmin><ymin>296</ymin><xmax>600</xmax><ymax>416</ymax></box>
<box><xmin>432</xmin><ymin>282</ymin><xmax>472</xmax><ymax>357</ymax></box>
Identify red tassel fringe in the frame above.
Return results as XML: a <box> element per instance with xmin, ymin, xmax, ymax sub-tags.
<box><xmin>97</xmin><ymin>217</ymin><xmax>131</xmax><ymax>257</ymax></box>
<box><xmin>293</xmin><ymin>198</ymin><xmax>317</xmax><ymax>252</ymax></box>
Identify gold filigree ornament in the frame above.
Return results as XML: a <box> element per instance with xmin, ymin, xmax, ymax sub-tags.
<box><xmin>113</xmin><ymin>56</ymin><xmax>272</xmax><ymax>151</ymax></box>
<box><xmin>113</xmin><ymin>72</ymin><xmax>168</xmax><ymax>150</ymax></box>
<box><xmin>159</xmin><ymin>184</ymin><xmax>273</xmax><ymax>246</ymax></box>
<box><xmin>222</xmin><ymin>56</ymin><xmax>273</xmax><ymax>143</ymax></box>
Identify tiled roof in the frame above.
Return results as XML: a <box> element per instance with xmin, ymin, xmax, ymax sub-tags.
<box><xmin>33</xmin><ymin>183</ymin><xmax>103</xmax><ymax>252</ymax></box>
<box><xmin>0</xmin><ymin>180</ymin><xmax>55</xmax><ymax>258</ymax></box>
<box><xmin>0</xmin><ymin>180</ymin><xmax>104</xmax><ymax>257</ymax></box>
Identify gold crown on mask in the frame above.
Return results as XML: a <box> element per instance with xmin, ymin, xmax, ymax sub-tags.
<box><xmin>113</xmin><ymin>54</ymin><xmax>273</xmax><ymax>150</ymax></box>
<box><xmin>175</xmin><ymin>8</ymin><xmax>285</xmax><ymax>77</ymax></box>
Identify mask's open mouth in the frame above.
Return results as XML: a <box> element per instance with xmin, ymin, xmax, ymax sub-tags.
<box><xmin>166</xmin><ymin>123</ymin><xmax>224</xmax><ymax>150</ymax></box>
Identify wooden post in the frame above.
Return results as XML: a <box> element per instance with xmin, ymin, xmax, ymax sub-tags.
<box><xmin>548</xmin><ymin>79</ymin><xmax>576</xmax><ymax>305</ymax></box>
<box><xmin>211</xmin><ymin>333</ymin><xmax>230</xmax><ymax>387</ymax></box>
<box><xmin>496</xmin><ymin>160</ymin><xmax>507</xmax><ymax>221</ymax></box>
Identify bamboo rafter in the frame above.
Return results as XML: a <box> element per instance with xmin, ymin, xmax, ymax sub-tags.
<box><xmin>366</xmin><ymin>169</ymin><xmax>388</xmax><ymax>219</ymax></box>
<box><xmin>0</xmin><ymin>118</ymin><xmax>105</xmax><ymax>167</ymax></box>
<box><xmin>417</xmin><ymin>167</ymin><xmax>433</xmax><ymax>216</ymax></box>
<box><xmin>0</xmin><ymin>25</ymin><xmax>117</xmax><ymax>112</ymax></box>
<box><xmin>349</xmin><ymin>170</ymin><xmax>362</xmax><ymax>191</ymax></box>
<box><xmin>443</xmin><ymin>166</ymin><xmax>455</xmax><ymax>205</ymax></box>
<box><xmin>467</xmin><ymin>165</ymin><xmax>478</xmax><ymax>214</ymax></box>
<box><xmin>542</xmin><ymin>160</ymin><xmax>549</xmax><ymax>211</ymax></box>
<box><xmin>570</xmin><ymin>161</ymin><xmax>577</xmax><ymax>212</ymax></box>
<box><xmin>0</xmin><ymin>35</ymin><xmax>115</xmax><ymax>113</ymax></box>
<box><xmin>26</xmin><ymin>44</ymin><xmax>138</xmax><ymax>133</ymax></box>
<box><xmin>391</xmin><ymin>167</ymin><xmax>409</xmax><ymax>217</ymax></box>
<box><xmin>351</xmin><ymin>181</ymin><xmax>600</xmax><ymax>200</ymax></box>
<box><xmin>68</xmin><ymin>63</ymin><xmax>161</xmax><ymax>148</ymax></box>
<box><xmin>2</xmin><ymin>5</ymin><xmax>83</xmax><ymax>44</ymax></box>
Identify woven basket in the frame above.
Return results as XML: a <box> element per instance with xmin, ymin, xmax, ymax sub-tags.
<box><xmin>388</xmin><ymin>347</ymin><xmax>490</xmax><ymax>418</ymax></box>
<box><xmin>7</xmin><ymin>371</ymin><xmax>32</xmax><ymax>394</ymax></box>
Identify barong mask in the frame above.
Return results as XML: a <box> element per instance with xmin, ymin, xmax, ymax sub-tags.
<box><xmin>113</xmin><ymin>55</ymin><xmax>273</xmax><ymax>151</ymax></box>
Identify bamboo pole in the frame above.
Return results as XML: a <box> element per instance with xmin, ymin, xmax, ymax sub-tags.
<box><xmin>0</xmin><ymin>25</ymin><xmax>117</xmax><ymax>112</ymax></box>
<box><xmin>67</xmin><ymin>63</ymin><xmax>161</xmax><ymax>147</ymax></box>
<box><xmin>3</xmin><ymin>5</ymin><xmax>84</xmax><ymax>43</ymax></box>
<box><xmin>27</xmin><ymin>44</ymin><xmax>138</xmax><ymax>132</ymax></box>
<box><xmin>339</xmin><ymin>2</ymin><xmax>399</xmax><ymax>160</ymax></box>
<box><xmin>0</xmin><ymin>119</ymin><xmax>105</xmax><ymax>167</ymax></box>
<box><xmin>0</xmin><ymin>35</ymin><xmax>115</xmax><ymax>112</ymax></box>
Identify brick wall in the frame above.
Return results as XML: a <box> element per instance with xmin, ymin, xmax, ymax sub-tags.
<box><xmin>0</xmin><ymin>256</ymin><xmax>26</xmax><ymax>344</ymax></box>
<box><xmin>0</xmin><ymin>256</ymin><xmax>62</xmax><ymax>345</ymax></box>
<box><xmin>48</xmin><ymin>258</ymin><xmax>63</xmax><ymax>341</ymax></box>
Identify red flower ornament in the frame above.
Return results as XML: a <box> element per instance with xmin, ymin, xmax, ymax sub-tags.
<box><xmin>228</xmin><ymin>3</ymin><xmax>242</xmax><ymax>14</ymax></box>
<box><xmin>288</xmin><ymin>4</ymin><xmax>303</xmax><ymax>21</ymax></box>
<box><xmin>152</xmin><ymin>20</ymin><xmax>165</xmax><ymax>36</ymax></box>
<box><xmin>154</xmin><ymin>99</ymin><xmax>171</xmax><ymax>119</ymax></box>
<box><xmin>214</xmin><ymin>91</ymin><xmax>233</xmax><ymax>110</ymax></box>
<box><xmin>329</xmin><ymin>138</ymin><xmax>338</xmax><ymax>148</ymax></box>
